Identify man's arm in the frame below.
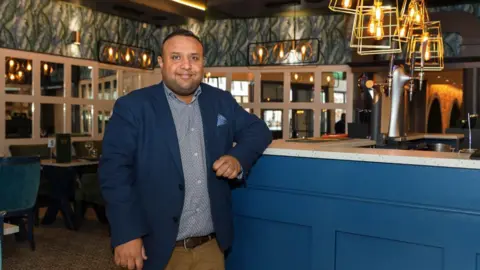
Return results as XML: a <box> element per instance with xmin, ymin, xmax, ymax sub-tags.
<box><xmin>99</xmin><ymin>97</ymin><xmax>148</xmax><ymax>248</ymax></box>
<box><xmin>226</xmin><ymin>93</ymin><xmax>273</xmax><ymax>174</ymax></box>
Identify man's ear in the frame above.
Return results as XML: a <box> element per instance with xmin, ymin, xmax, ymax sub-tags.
<box><xmin>158</xmin><ymin>56</ymin><xmax>163</xmax><ymax>69</ymax></box>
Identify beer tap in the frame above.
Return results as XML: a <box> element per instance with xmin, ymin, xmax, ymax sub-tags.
<box><xmin>385</xmin><ymin>36</ymin><xmax>429</xmax><ymax>138</ymax></box>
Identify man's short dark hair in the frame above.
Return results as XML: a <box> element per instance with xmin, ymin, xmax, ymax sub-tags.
<box><xmin>161</xmin><ymin>29</ymin><xmax>203</xmax><ymax>54</ymax></box>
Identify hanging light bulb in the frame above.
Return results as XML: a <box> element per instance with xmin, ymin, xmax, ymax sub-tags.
<box><xmin>301</xmin><ymin>45</ymin><xmax>306</xmax><ymax>55</ymax></box>
<box><xmin>399</xmin><ymin>26</ymin><xmax>406</xmax><ymax>37</ymax></box>
<box><xmin>375</xmin><ymin>22</ymin><xmax>384</xmax><ymax>40</ymax></box>
<box><xmin>279</xmin><ymin>49</ymin><xmax>284</xmax><ymax>58</ymax></box>
<box><xmin>294</xmin><ymin>73</ymin><xmax>299</xmax><ymax>80</ymax></box>
<box><xmin>415</xmin><ymin>13</ymin><xmax>421</xmax><ymax>23</ymax></box>
<box><xmin>369</xmin><ymin>18</ymin><xmax>376</xmax><ymax>34</ymax></box>
<box><xmin>375</xmin><ymin>4</ymin><xmax>383</xmax><ymax>21</ymax></box>
<box><xmin>424</xmin><ymin>42</ymin><xmax>431</xmax><ymax>61</ymax></box>
<box><xmin>9</xmin><ymin>59</ymin><xmax>14</xmax><ymax>67</ymax></box>
<box><xmin>341</xmin><ymin>0</ymin><xmax>352</xmax><ymax>8</ymax></box>
<box><xmin>422</xmin><ymin>31</ymin><xmax>429</xmax><ymax>42</ymax></box>
<box><xmin>108</xmin><ymin>47</ymin><xmax>114</xmax><ymax>56</ymax></box>
<box><xmin>9</xmin><ymin>74</ymin><xmax>15</xmax><ymax>80</ymax></box>
<box><xmin>125</xmin><ymin>52</ymin><xmax>131</xmax><ymax>62</ymax></box>
<box><xmin>309</xmin><ymin>75</ymin><xmax>314</xmax><ymax>82</ymax></box>
<box><xmin>26</xmin><ymin>62</ymin><xmax>32</xmax><ymax>71</ymax></box>
<box><xmin>142</xmin><ymin>53</ymin><xmax>147</xmax><ymax>62</ymax></box>
<box><xmin>258</xmin><ymin>47</ymin><xmax>263</xmax><ymax>58</ymax></box>
<box><xmin>43</xmin><ymin>63</ymin><xmax>48</xmax><ymax>72</ymax></box>
<box><xmin>409</xmin><ymin>6</ymin><xmax>416</xmax><ymax>18</ymax></box>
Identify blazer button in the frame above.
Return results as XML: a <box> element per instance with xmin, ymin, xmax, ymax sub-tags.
<box><xmin>178</xmin><ymin>184</ymin><xmax>184</xmax><ymax>191</ymax></box>
<box><xmin>173</xmin><ymin>217</ymin><xmax>179</xmax><ymax>223</ymax></box>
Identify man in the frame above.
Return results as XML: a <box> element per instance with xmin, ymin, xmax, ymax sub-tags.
<box><xmin>99</xmin><ymin>29</ymin><xmax>272</xmax><ymax>270</ymax></box>
<box><xmin>335</xmin><ymin>113</ymin><xmax>346</xmax><ymax>134</ymax></box>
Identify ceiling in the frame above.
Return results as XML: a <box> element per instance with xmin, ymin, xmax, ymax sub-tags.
<box><xmin>59</xmin><ymin>0</ymin><xmax>480</xmax><ymax>26</ymax></box>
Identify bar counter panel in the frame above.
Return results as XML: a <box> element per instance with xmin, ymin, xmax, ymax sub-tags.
<box><xmin>226</xmin><ymin>155</ymin><xmax>480</xmax><ymax>270</ymax></box>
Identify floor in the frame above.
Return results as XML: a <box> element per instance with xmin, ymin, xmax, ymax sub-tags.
<box><xmin>2</xmin><ymin>209</ymin><xmax>118</xmax><ymax>270</ymax></box>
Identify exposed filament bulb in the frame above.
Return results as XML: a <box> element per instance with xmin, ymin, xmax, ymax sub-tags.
<box><xmin>341</xmin><ymin>0</ymin><xmax>352</xmax><ymax>8</ymax></box>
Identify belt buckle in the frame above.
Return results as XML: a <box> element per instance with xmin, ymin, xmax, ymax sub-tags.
<box><xmin>183</xmin><ymin>238</ymin><xmax>190</xmax><ymax>250</ymax></box>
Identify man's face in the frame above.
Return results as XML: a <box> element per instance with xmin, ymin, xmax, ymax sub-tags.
<box><xmin>158</xmin><ymin>35</ymin><xmax>204</xmax><ymax>97</ymax></box>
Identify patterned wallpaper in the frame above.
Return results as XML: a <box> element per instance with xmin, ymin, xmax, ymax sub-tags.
<box><xmin>0</xmin><ymin>0</ymin><xmax>477</xmax><ymax>67</ymax></box>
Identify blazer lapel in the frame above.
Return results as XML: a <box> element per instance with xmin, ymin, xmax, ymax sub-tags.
<box><xmin>150</xmin><ymin>83</ymin><xmax>184</xmax><ymax>179</ymax></box>
<box><xmin>198</xmin><ymin>86</ymin><xmax>217</xmax><ymax>171</ymax></box>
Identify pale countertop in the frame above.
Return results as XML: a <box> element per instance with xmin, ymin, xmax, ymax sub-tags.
<box><xmin>392</xmin><ymin>133</ymin><xmax>465</xmax><ymax>141</ymax></box>
<box><xmin>264</xmin><ymin>139</ymin><xmax>479</xmax><ymax>170</ymax></box>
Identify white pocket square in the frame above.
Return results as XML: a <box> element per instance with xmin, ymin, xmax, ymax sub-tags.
<box><xmin>217</xmin><ymin>114</ymin><xmax>227</xmax><ymax>126</ymax></box>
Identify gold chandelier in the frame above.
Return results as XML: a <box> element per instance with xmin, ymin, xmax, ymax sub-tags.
<box><xmin>329</xmin><ymin>0</ymin><xmax>444</xmax><ymax>71</ymax></box>
<box><xmin>329</xmin><ymin>0</ymin><xmax>362</xmax><ymax>14</ymax></box>
<box><xmin>247</xmin><ymin>4</ymin><xmax>319</xmax><ymax>66</ymax></box>
<box><xmin>405</xmin><ymin>20</ymin><xmax>444</xmax><ymax>71</ymax></box>
<box><xmin>350</xmin><ymin>0</ymin><xmax>402</xmax><ymax>55</ymax></box>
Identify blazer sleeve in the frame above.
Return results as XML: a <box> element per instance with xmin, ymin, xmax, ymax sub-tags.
<box><xmin>99</xmin><ymin>97</ymin><xmax>148</xmax><ymax>248</ymax></box>
<box><xmin>226</xmin><ymin>93</ymin><xmax>273</xmax><ymax>174</ymax></box>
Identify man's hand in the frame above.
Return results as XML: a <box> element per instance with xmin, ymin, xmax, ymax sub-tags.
<box><xmin>114</xmin><ymin>238</ymin><xmax>147</xmax><ymax>270</ymax></box>
<box><xmin>213</xmin><ymin>155</ymin><xmax>241</xmax><ymax>179</ymax></box>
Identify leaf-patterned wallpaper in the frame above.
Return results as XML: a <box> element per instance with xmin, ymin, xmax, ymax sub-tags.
<box><xmin>0</xmin><ymin>0</ymin><xmax>476</xmax><ymax>67</ymax></box>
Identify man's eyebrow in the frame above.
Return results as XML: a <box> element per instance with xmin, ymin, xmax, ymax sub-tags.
<box><xmin>167</xmin><ymin>52</ymin><xmax>201</xmax><ymax>56</ymax></box>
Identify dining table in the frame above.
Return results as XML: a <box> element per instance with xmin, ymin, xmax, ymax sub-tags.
<box><xmin>40</xmin><ymin>158</ymin><xmax>99</xmax><ymax>230</ymax></box>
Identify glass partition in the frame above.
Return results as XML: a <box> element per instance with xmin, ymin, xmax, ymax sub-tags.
<box><xmin>123</xmin><ymin>71</ymin><xmax>141</xmax><ymax>95</ymax></box>
<box><xmin>321</xmin><ymin>72</ymin><xmax>347</xmax><ymax>104</ymax></box>
<box><xmin>41</xmin><ymin>61</ymin><xmax>64</xmax><ymax>97</ymax></box>
<box><xmin>231</xmin><ymin>73</ymin><xmax>254</xmax><ymax>103</ymax></box>
<box><xmin>290</xmin><ymin>72</ymin><xmax>314</xmax><ymax>102</ymax></box>
<box><xmin>289</xmin><ymin>109</ymin><xmax>314</xmax><ymax>138</ymax></box>
<box><xmin>72</xmin><ymin>104</ymin><xmax>93</xmax><ymax>137</ymax></box>
<box><xmin>72</xmin><ymin>65</ymin><xmax>93</xmax><ymax>99</ymax></box>
<box><xmin>98</xmin><ymin>110</ymin><xmax>111</xmax><ymax>134</ymax></box>
<box><xmin>5</xmin><ymin>102</ymin><xmax>33</xmax><ymax>138</ymax></box>
<box><xmin>261</xmin><ymin>109</ymin><xmax>282</xmax><ymax>139</ymax></box>
<box><xmin>40</xmin><ymin>103</ymin><xmax>65</xmax><ymax>137</ymax></box>
<box><xmin>99</xmin><ymin>69</ymin><xmax>117</xmax><ymax>100</ymax></box>
<box><xmin>261</xmin><ymin>73</ymin><xmax>284</xmax><ymax>102</ymax></box>
<box><xmin>5</xmin><ymin>57</ymin><xmax>33</xmax><ymax>95</ymax></box>
<box><xmin>320</xmin><ymin>109</ymin><xmax>347</xmax><ymax>135</ymax></box>
<box><xmin>203</xmin><ymin>72</ymin><xmax>227</xmax><ymax>90</ymax></box>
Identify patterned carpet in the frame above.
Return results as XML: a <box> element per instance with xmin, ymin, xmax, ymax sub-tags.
<box><xmin>2</xmin><ymin>212</ymin><xmax>118</xmax><ymax>270</ymax></box>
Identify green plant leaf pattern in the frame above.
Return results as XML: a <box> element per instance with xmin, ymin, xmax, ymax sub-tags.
<box><xmin>0</xmin><ymin>0</ymin><xmax>473</xmax><ymax>67</ymax></box>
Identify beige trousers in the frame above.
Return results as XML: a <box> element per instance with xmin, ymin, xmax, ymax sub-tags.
<box><xmin>165</xmin><ymin>239</ymin><xmax>225</xmax><ymax>270</ymax></box>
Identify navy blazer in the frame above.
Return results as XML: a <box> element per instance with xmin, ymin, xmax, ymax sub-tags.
<box><xmin>99</xmin><ymin>82</ymin><xmax>272</xmax><ymax>269</ymax></box>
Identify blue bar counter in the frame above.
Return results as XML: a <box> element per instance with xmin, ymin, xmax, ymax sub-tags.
<box><xmin>226</xmin><ymin>139</ymin><xmax>480</xmax><ymax>270</ymax></box>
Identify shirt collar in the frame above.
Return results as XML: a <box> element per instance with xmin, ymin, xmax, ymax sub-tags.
<box><xmin>163</xmin><ymin>82</ymin><xmax>202</xmax><ymax>104</ymax></box>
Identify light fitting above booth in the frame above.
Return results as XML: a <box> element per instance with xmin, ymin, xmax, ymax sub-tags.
<box><xmin>97</xmin><ymin>40</ymin><xmax>155</xmax><ymax>70</ymax></box>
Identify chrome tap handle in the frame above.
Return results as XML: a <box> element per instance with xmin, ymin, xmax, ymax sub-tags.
<box><xmin>408</xmin><ymin>54</ymin><xmax>416</xmax><ymax>101</ymax></box>
<box><xmin>388</xmin><ymin>54</ymin><xmax>395</xmax><ymax>97</ymax></box>
<box><xmin>418</xmin><ymin>39</ymin><xmax>428</xmax><ymax>93</ymax></box>
<box><xmin>468</xmin><ymin>113</ymin><xmax>473</xmax><ymax>150</ymax></box>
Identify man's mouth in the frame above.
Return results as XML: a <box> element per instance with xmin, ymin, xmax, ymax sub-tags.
<box><xmin>178</xmin><ymin>74</ymin><xmax>193</xmax><ymax>79</ymax></box>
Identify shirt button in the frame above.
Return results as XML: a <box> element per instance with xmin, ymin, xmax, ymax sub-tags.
<box><xmin>191</xmin><ymin>128</ymin><xmax>195</xmax><ymax>132</ymax></box>
<box><xmin>196</xmin><ymin>208</ymin><xmax>200</xmax><ymax>213</ymax></box>
<box><xmin>178</xmin><ymin>184</ymin><xmax>184</xmax><ymax>191</ymax></box>
<box><xmin>194</xmin><ymin>153</ymin><xmax>198</xmax><ymax>157</ymax></box>
<box><xmin>197</xmin><ymin>180</ymin><xmax>201</xmax><ymax>184</ymax></box>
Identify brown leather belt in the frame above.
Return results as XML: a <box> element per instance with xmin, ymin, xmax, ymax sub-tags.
<box><xmin>176</xmin><ymin>233</ymin><xmax>216</xmax><ymax>249</ymax></box>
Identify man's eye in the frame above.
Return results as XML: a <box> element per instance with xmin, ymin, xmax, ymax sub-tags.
<box><xmin>172</xmin><ymin>55</ymin><xmax>180</xmax><ymax>60</ymax></box>
<box><xmin>191</xmin><ymin>56</ymin><xmax>199</xmax><ymax>61</ymax></box>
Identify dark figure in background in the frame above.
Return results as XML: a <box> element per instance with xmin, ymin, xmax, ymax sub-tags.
<box><xmin>335</xmin><ymin>113</ymin><xmax>346</xmax><ymax>134</ymax></box>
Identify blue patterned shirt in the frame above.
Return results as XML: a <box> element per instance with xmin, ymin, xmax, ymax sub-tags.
<box><xmin>163</xmin><ymin>83</ymin><xmax>215</xmax><ymax>240</ymax></box>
